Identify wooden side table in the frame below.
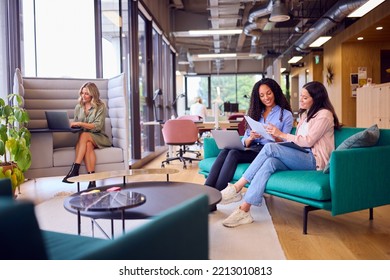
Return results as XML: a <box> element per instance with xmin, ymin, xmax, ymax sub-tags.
<box><xmin>67</xmin><ymin>168</ymin><xmax>179</xmax><ymax>192</ymax></box>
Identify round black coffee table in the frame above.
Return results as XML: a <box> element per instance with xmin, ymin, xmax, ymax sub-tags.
<box><xmin>63</xmin><ymin>181</ymin><xmax>221</xmax><ymax>237</ymax></box>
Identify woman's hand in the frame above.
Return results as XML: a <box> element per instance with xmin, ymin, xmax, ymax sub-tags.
<box><xmin>70</xmin><ymin>121</ymin><xmax>81</xmax><ymax>128</ymax></box>
<box><xmin>266</xmin><ymin>123</ymin><xmax>283</xmax><ymax>138</ymax></box>
<box><xmin>249</xmin><ymin>130</ymin><xmax>262</xmax><ymax>140</ymax></box>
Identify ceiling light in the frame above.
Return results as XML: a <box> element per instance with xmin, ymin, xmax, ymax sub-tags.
<box><xmin>269</xmin><ymin>0</ymin><xmax>290</xmax><ymax>22</ymax></box>
<box><xmin>197</xmin><ymin>53</ymin><xmax>237</xmax><ymax>59</ymax></box>
<box><xmin>288</xmin><ymin>56</ymin><xmax>303</xmax><ymax>64</ymax></box>
<box><xmin>188</xmin><ymin>29</ymin><xmax>242</xmax><ymax>36</ymax></box>
<box><xmin>357</xmin><ymin>37</ymin><xmax>364</xmax><ymax>40</ymax></box>
<box><xmin>309</xmin><ymin>36</ymin><xmax>332</xmax><ymax>47</ymax></box>
<box><xmin>347</xmin><ymin>0</ymin><xmax>385</xmax><ymax>18</ymax></box>
<box><xmin>376</xmin><ymin>26</ymin><xmax>383</xmax><ymax>30</ymax></box>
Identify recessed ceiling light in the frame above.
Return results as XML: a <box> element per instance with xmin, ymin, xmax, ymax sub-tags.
<box><xmin>376</xmin><ymin>26</ymin><xmax>383</xmax><ymax>30</ymax></box>
<box><xmin>309</xmin><ymin>36</ymin><xmax>332</xmax><ymax>47</ymax></box>
<box><xmin>348</xmin><ymin>0</ymin><xmax>385</xmax><ymax>18</ymax></box>
<box><xmin>197</xmin><ymin>53</ymin><xmax>237</xmax><ymax>58</ymax></box>
<box><xmin>288</xmin><ymin>56</ymin><xmax>303</xmax><ymax>63</ymax></box>
<box><xmin>357</xmin><ymin>37</ymin><xmax>364</xmax><ymax>40</ymax></box>
<box><xmin>188</xmin><ymin>29</ymin><xmax>242</xmax><ymax>36</ymax></box>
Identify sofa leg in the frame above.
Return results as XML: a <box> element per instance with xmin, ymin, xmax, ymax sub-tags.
<box><xmin>369</xmin><ymin>208</ymin><xmax>373</xmax><ymax>220</ymax></box>
<box><xmin>303</xmin><ymin>205</ymin><xmax>319</xmax><ymax>235</ymax></box>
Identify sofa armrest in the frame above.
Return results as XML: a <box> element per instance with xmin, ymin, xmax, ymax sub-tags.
<box><xmin>0</xmin><ymin>198</ymin><xmax>48</xmax><ymax>259</ymax></box>
<box><xmin>81</xmin><ymin>194</ymin><xmax>209</xmax><ymax>260</ymax></box>
<box><xmin>330</xmin><ymin>145</ymin><xmax>390</xmax><ymax>215</ymax></box>
<box><xmin>203</xmin><ymin>137</ymin><xmax>221</xmax><ymax>158</ymax></box>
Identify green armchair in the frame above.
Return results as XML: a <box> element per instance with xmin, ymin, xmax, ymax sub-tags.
<box><xmin>0</xmin><ymin>185</ymin><xmax>209</xmax><ymax>259</ymax></box>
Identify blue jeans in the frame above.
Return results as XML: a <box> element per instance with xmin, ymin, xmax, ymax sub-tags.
<box><xmin>242</xmin><ymin>143</ymin><xmax>317</xmax><ymax>207</ymax></box>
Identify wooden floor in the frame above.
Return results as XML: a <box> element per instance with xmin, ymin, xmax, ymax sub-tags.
<box><xmin>141</xmin><ymin>152</ymin><xmax>390</xmax><ymax>260</ymax></box>
<box><xmin>19</xmin><ymin>150</ymin><xmax>390</xmax><ymax>260</ymax></box>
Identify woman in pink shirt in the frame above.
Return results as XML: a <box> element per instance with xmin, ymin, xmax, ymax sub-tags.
<box><xmin>220</xmin><ymin>81</ymin><xmax>341</xmax><ymax>228</ymax></box>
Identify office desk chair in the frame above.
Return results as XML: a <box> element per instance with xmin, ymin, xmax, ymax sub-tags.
<box><xmin>177</xmin><ymin>115</ymin><xmax>204</xmax><ymax>156</ymax></box>
<box><xmin>161</xmin><ymin>119</ymin><xmax>201</xmax><ymax>169</ymax></box>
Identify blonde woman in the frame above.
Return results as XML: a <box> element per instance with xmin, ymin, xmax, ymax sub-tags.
<box><xmin>62</xmin><ymin>82</ymin><xmax>111</xmax><ymax>189</ymax></box>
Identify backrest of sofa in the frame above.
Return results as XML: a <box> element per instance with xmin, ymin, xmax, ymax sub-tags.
<box><xmin>107</xmin><ymin>73</ymin><xmax>129</xmax><ymax>164</ymax></box>
<box><xmin>334</xmin><ymin>126</ymin><xmax>390</xmax><ymax>148</ymax></box>
<box><xmin>334</xmin><ymin>127</ymin><xmax>365</xmax><ymax>147</ymax></box>
<box><xmin>13</xmin><ymin>70</ymin><xmax>127</xmax><ymax>156</ymax></box>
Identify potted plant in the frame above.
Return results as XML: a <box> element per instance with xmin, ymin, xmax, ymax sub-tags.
<box><xmin>0</xmin><ymin>94</ymin><xmax>31</xmax><ymax>194</ymax></box>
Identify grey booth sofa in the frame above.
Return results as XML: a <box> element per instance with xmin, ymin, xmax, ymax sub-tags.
<box><xmin>13</xmin><ymin>69</ymin><xmax>129</xmax><ymax>179</ymax></box>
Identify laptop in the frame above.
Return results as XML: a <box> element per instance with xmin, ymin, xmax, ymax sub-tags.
<box><xmin>45</xmin><ymin>111</ymin><xmax>81</xmax><ymax>132</ymax></box>
<box><xmin>211</xmin><ymin>130</ymin><xmax>249</xmax><ymax>151</ymax></box>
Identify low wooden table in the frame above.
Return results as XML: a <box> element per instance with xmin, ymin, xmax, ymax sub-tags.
<box><xmin>67</xmin><ymin>168</ymin><xmax>179</xmax><ymax>192</ymax></box>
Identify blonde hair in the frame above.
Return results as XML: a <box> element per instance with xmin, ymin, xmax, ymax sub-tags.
<box><xmin>78</xmin><ymin>82</ymin><xmax>103</xmax><ymax>107</ymax></box>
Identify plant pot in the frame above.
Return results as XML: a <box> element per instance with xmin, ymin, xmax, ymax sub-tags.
<box><xmin>0</xmin><ymin>162</ymin><xmax>22</xmax><ymax>196</ymax></box>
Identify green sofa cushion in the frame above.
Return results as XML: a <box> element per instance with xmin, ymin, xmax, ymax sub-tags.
<box><xmin>266</xmin><ymin>170</ymin><xmax>331</xmax><ymax>201</ymax></box>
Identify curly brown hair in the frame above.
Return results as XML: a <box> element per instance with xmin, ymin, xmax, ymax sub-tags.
<box><xmin>246</xmin><ymin>78</ymin><xmax>292</xmax><ymax>129</ymax></box>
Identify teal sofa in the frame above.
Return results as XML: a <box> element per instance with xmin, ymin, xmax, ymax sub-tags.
<box><xmin>0</xmin><ymin>180</ymin><xmax>209</xmax><ymax>259</ymax></box>
<box><xmin>199</xmin><ymin>127</ymin><xmax>390</xmax><ymax>234</ymax></box>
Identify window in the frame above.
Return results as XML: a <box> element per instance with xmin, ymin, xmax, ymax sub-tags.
<box><xmin>185</xmin><ymin>73</ymin><xmax>263</xmax><ymax>115</ymax></box>
<box><xmin>0</xmin><ymin>1</ymin><xmax>7</xmax><ymax>98</ymax></box>
<box><xmin>21</xmin><ymin>0</ymin><xmax>96</xmax><ymax>78</ymax></box>
<box><xmin>101</xmin><ymin>0</ymin><xmax>122</xmax><ymax>78</ymax></box>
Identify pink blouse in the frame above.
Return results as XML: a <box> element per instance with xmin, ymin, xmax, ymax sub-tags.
<box><xmin>284</xmin><ymin>109</ymin><xmax>335</xmax><ymax>170</ymax></box>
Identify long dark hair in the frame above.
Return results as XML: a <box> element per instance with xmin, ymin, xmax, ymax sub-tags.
<box><xmin>246</xmin><ymin>78</ymin><xmax>292</xmax><ymax>129</ymax></box>
<box><xmin>300</xmin><ymin>81</ymin><xmax>341</xmax><ymax>129</ymax></box>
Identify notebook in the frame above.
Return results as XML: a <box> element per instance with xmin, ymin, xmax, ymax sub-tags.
<box><xmin>45</xmin><ymin>111</ymin><xmax>81</xmax><ymax>132</ymax></box>
<box><xmin>277</xmin><ymin>141</ymin><xmax>309</xmax><ymax>153</ymax></box>
<box><xmin>211</xmin><ymin>130</ymin><xmax>250</xmax><ymax>151</ymax></box>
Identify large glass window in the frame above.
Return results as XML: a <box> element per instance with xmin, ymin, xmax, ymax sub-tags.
<box><xmin>101</xmin><ymin>0</ymin><xmax>122</xmax><ymax>78</ymax></box>
<box><xmin>21</xmin><ymin>0</ymin><xmax>95</xmax><ymax>78</ymax></box>
<box><xmin>138</xmin><ymin>15</ymin><xmax>148</xmax><ymax>154</ymax></box>
<box><xmin>0</xmin><ymin>0</ymin><xmax>7</xmax><ymax>98</ymax></box>
<box><xmin>185</xmin><ymin>73</ymin><xmax>263</xmax><ymax>115</ymax></box>
<box><xmin>186</xmin><ymin>75</ymin><xmax>209</xmax><ymax>110</ymax></box>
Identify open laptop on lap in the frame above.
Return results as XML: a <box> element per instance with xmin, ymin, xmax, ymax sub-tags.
<box><xmin>211</xmin><ymin>130</ymin><xmax>250</xmax><ymax>151</ymax></box>
<box><xmin>45</xmin><ymin>111</ymin><xmax>81</xmax><ymax>132</ymax></box>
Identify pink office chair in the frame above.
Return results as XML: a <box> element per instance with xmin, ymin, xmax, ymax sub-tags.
<box><xmin>161</xmin><ymin>119</ymin><xmax>201</xmax><ymax>169</ymax></box>
<box><xmin>177</xmin><ymin>115</ymin><xmax>203</xmax><ymax>156</ymax></box>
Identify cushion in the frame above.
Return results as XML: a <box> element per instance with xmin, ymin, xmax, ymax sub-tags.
<box><xmin>323</xmin><ymin>124</ymin><xmax>380</xmax><ymax>173</ymax></box>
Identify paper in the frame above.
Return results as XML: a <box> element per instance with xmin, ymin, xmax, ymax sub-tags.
<box><xmin>244</xmin><ymin>116</ymin><xmax>275</xmax><ymax>142</ymax></box>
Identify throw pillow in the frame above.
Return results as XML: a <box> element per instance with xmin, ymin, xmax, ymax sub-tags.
<box><xmin>323</xmin><ymin>124</ymin><xmax>380</xmax><ymax>174</ymax></box>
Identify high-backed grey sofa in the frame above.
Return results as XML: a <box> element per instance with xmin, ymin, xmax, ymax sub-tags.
<box><xmin>13</xmin><ymin>69</ymin><xmax>129</xmax><ymax>179</ymax></box>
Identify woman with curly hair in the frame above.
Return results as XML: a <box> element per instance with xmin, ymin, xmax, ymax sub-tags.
<box><xmin>204</xmin><ymin>78</ymin><xmax>293</xmax><ymax>191</ymax></box>
<box><xmin>221</xmin><ymin>81</ymin><xmax>341</xmax><ymax>227</ymax></box>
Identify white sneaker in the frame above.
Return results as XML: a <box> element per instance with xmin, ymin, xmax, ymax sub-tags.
<box><xmin>219</xmin><ymin>183</ymin><xmax>242</xmax><ymax>205</ymax></box>
<box><xmin>223</xmin><ymin>207</ymin><xmax>254</xmax><ymax>228</ymax></box>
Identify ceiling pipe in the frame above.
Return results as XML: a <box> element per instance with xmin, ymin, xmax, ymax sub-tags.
<box><xmin>292</xmin><ymin>0</ymin><xmax>368</xmax><ymax>53</ymax></box>
<box><xmin>245</xmin><ymin>0</ymin><xmax>273</xmax><ymax>50</ymax></box>
<box><xmin>248</xmin><ymin>0</ymin><xmax>273</xmax><ymax>23</ymax></box>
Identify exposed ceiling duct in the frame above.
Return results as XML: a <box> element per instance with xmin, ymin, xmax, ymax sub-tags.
<box><xmin>248</xmin><ymin>0</ymin><xmax>273</xmax><ymax>23</ymax></box>
<box><xmin>244</xmin><ymin>0</ymin><xmax>273</xmax><ymax>54</ymax></box>
<box><xmin>292</xmin><ymin>0</ymin><xmax>368</xmax><ymax>53</ymax></box>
